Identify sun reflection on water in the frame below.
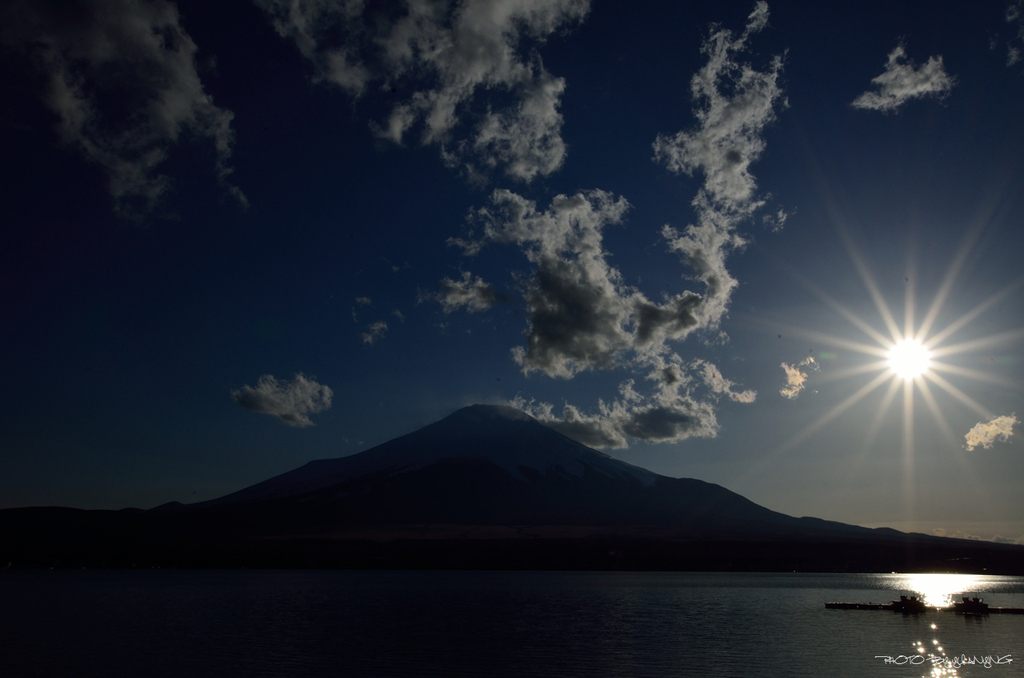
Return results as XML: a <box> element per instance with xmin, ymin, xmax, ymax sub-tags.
<box><xmin>888</xmin><ymin>573</ymin><xmax>988</xmax><ymax>607</ymax></box>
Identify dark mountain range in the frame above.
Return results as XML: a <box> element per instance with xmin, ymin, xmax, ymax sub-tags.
<box><xmin>3</xmin><ymin>404</ymin><xmax>1023</xmax><ymax>572</ymax></box>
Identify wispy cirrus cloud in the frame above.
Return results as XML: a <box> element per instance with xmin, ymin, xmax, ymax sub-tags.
<box><xmin>361</xmin><ymin>320</ymin><xmax>388</xmax><ymax>344</ymax></box>
<box><xmin>1006</xmin><ymin>0</ymin><xmax>1024</xmax><ymax>66</ymax></box>
<box><xmin>779</xmin><ymin>356</ymin><xmax>815</xmax><ymax>399</ymax></box>
<box><xmin>257</xmin><ymin>0</ymin><xmax>589</xmax><ymax>182</ymax></box>
<box><xmin>232</xmin><ymin>373</ymin><xmax>332</xmax><ymax>427</ymax></box>
<box><xmin>964</xmin><ymin>414</ymin><xmax>1017</xmax><ymax>450</ymax></box>
<box><xmin>0</xmin><ymin>0</ymin><xmax>245</xmax><ymax>216</ymax></box>
<box><xmin>851</xmin><ymin>44</ymin><xmax>955</xmax><ymax>113</ymax></box>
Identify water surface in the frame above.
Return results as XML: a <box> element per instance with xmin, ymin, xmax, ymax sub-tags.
<box><xmin>2</xmin><ymin>571</ymin><xmax>1022</xmax><ymax>677</ymax></box>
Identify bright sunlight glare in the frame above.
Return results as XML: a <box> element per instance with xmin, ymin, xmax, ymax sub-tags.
<box><xmin>888</xmin><ymin>339</ymin><xmax>932</xmax><ymax>381</ymax></box>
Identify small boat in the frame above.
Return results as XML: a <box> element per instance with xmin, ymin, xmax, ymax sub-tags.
<box><xmin>954</xmin><ymin>596</ymin><xmax>989</xmax><ymax>615</ymax></box>
<box><xmin>890</xmin><ymin>594</ymin><xmax>928</xmax><ymax>614</ymax></box>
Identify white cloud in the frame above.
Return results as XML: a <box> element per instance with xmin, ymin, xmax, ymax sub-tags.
<box><xmin>362</xmin><ymin>320</ymin><xmax>388</xmax><ymax>344</ymax></box>
<box><xmin>231</xmin><ymin>373</ymin><xmax>333</xmax><ymax>427</ymax></box>
<box><xmin>653</xmin><ymin>1</ymin><xmax>785</xmax><ymax>219</ymax></box>
<box><xmin>851</xmin><ymin>44</ymin><xmax>955</xmax><ymax>113</ymax></box>
<box><xmin>1008</xmin><ymin>1</ymin><xmax>1024</xmax><ymax>66</ymax></box>
<box><xmin>427</xmin><ymin>271</ymin><xmax>500</xmax><ymax>313</ymax></box>
<box><xmin>471</xmin><ymin>69</ymin><xmax>568</xmax><ymax>181</ymax></box>
<box><xmin>454</xmin><ymin>188</ymin><xmax>778</xmax><ymax>378</ymax></box>
<box><xmin>780</xmin><ymin>356</ymin><xmax>815</xmax><ymax>399</ymax></box>
<box><xmin>258</xmin><ymin>0</ymin><xmax>589</xmax><ymax>182</ymax></box>
<box><xmin>763</xmin><ymin>206</ymin><xmax>789</xmax><ymax>232</ymax></box>
<box><xmin>695</xmin><ymin>359</ymin><xmax>756</xmax><ymax>403</ymax></box>
<box><xmin>965</xmin><ymin>414</ymin><xmax>1017</xmax><ymax>450</ymax></box>
<box><xmin>0</xmin><ymin>0</ymin><xmax>245</xmax><ymax>215</ymax></box>
<box><xmin>452</xmin><ymin>5</ymin><xmax>776</xmax><ymax>447</ymax></box>
<box><xmin>646</xmin><ymin>1</ymin><xmax>785</xmax><ymax>350</ymax></box>
<box><xmin>256</xmin><ymin>0</ymin><xmax>370</xmax><ymax>95</ymax></box>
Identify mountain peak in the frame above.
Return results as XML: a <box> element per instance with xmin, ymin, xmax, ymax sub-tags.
<box><xmin>200</xmin><ymin>402</ymin><xmax>659</xmax><ymax>506</ymax></box>
<box><xmin>443</xmin><ymin>403</ymin><xmax>535</xmax><ymax>423</ymax></box>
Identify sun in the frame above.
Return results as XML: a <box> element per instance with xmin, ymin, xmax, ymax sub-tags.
<box><xmin>756</xmin><ymin>222</ymin><xmax>1024</xmax><ymax>464</ymax></box>
<box><xmin>887</xmin><ymin>338</ymin><xmax>931</xmax><ymax>381</ymax></box>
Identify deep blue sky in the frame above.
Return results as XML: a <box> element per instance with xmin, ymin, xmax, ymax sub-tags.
<box><xmin>2</xmin><ymin>0</ymin><xmax>1023</xmax><ymax>542</ymax></box>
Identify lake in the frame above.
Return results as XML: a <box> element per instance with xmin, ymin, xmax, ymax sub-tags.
<box><xmin>2</xmin><ymin>571</ymin><xmax>1022</xmax><ymax>677</ymax></box>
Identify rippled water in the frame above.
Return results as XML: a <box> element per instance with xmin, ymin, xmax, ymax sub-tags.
<box><xmin>2</xmin><ymin>570</ymin><xmax>1022</xmax><ymax>677</ymax></box>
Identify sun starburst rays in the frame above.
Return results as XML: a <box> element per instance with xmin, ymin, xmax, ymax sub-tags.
<box><xmin>751</xmin><ymin>223</ymin><xmax>1024</xmax><ymax>499</ymax></box>
<box><xmin>775</xmin><ymin>291</ymin><xmax>1015</xmax><ymax>450</ymax></box>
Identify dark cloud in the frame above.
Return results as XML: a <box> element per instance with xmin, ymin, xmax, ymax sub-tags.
<box><xmin>232</xmin><ymin>373</ymin><xmax>332</xmax><ymax>427</ymax></box>
<box><xmin>513</xmin><ymin>380</ymin><xmax>720</xmax><ymax>449</ymax></box>
<box><xmin>633</xmin><ymin>290</ymin><xmax>703</xmax><ymax>351</ymax></box>
<box><xmin>621</xmin><ymin>402</ymin><xmax>716</xmax><ymax>443</ymax></box>
<box><xmin>455</xmin><ymin>189</ymin><xmax>633</xmax><ymax>378</ymax></box>
<box><xmin>538</xmin><ymin>402</ymin><xmax>630</xmax><ymax>449</ymax></box>
<box><xmin>1</xmin><ymin>0</ymin><xmax>245</xmax><ymax>215</ymax></box>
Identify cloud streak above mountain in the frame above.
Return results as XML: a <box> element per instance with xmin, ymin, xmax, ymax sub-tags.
<box><xmin>512</xmin><ymin>378</ymin><xmax>720</xmax><ymax>450</ymax></box>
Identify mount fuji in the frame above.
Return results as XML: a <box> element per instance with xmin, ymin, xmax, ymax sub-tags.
<box><xmin>5</xmin><ymin>404</ymin><xmax>1023</xmax><ymax>571</ymax></box>
<box><xmin>166</xmin><ymin>404</ymin><xmax>889</xmax><ymax>540</ymax></box>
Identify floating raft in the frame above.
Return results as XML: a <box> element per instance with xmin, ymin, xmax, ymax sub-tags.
<box><xmin>826</xmin><ymin>602</ymin><xmax>888</xmax><ymax>610</ymax></box>
<box><xmin>825</xmin><ymin>602</ymin><xmax>1024</xmax><ymax>614</ymax></box>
